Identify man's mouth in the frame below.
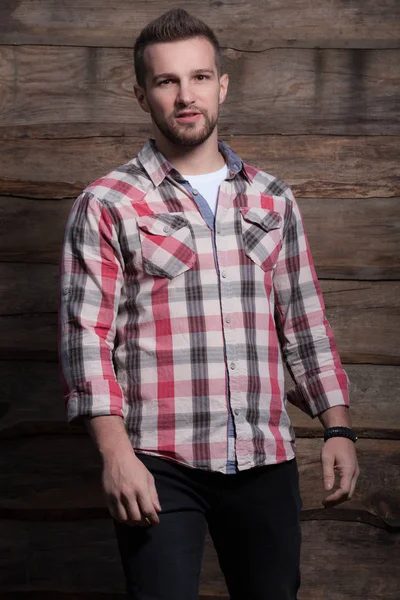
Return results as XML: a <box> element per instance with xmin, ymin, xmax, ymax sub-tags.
<box><xmin>175</xmin><ymin>111</ymin><xmax>202</xmax><ymax>123</ymax></box>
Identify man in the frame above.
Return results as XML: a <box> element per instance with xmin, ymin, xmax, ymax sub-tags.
<box><xmin>59</xmin><ymin>8</ymin><xmax>359</xmax><ymax>600</ymax></box>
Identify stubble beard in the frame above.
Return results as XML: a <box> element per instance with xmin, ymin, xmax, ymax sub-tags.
<box><xmin>150</xmin><ymin>106</ymin><xmax>218</xmax><ymax>147</ymax></box>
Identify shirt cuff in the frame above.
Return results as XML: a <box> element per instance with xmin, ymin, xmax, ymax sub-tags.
<box><xmin>66</xmin><ymin>379</ymin><xmax>125</xmax><ymax>423</ymax></box>
<box><xmin>286</xmin><ymin>369</ymin><xmax>350</xmax><ymax>418</ymax></box>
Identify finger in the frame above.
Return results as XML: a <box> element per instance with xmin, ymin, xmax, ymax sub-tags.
<box><xmin>149</xmin><ymin>477</ymin><xmax>162</xmax><ymax>512</ymax></box>
<box><xmin>122</xmin><ymin>498</ymin><xmax>145</xmax><ymax>526</ymax></box>
<box><xmin>348</xmin><ymin>478</ymin><xmax>356</xmax><ymax>500</ymax></box>
<box><xmin>338</xmin><ymin>468</ymin><xmax>353</xmax><ymax>497</ymax></box>
<box><xmin>321</xmin><ymin>452</ymin><xmax>335</xmax><ymax>491</ymax></box>
<box><xmin>323</xmin><ymin>488</ymin><xmax>346</xmax><ymax>507</ymax></box>
<box><xmin>137</xmin><ymin>491</ymin><xmax>160</xmax><ymax>525</ymax></box>
<box><xmin>107</xmin><ymin>497</ymin><xmax>130</xmax><ymax>524</ymax></box>
<box><xmin>349</xmin><ymin>467</ymin><xmax>360</xmax><ymax>499</ymax></box>
<box><xmin>323</xmin><ymin>470</ymin><xmax>353</xmax><ymax>507</ymax></box>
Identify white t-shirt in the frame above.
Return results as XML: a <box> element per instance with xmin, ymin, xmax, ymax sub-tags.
<box><xmin>183</xmin><ymin>163</ymin><xmax>228</xmax><ymax>215</ymax></box>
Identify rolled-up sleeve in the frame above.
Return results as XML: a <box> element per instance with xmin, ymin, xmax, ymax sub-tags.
<box><xmin>273</xmin><ymin>188</ymin><xmax>350</xmax><ymax>418</ymax></box>
<box><xmin>59</xmin><ymin>192</ymin><xmax>124</xmax><ymax>423</ymax></box>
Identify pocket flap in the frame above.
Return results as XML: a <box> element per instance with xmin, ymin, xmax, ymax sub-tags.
<box><xmin>136</xmin><ymin>213</ymin><xmax>189</xmax><ymax>236</ymax></box>
<box><xmin>239</xmin><ymin>207</ymin><xmax>282</xmax><ymax>232</ymax></box>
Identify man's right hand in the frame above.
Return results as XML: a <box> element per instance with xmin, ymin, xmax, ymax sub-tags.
<box><xmin>102</xmin><ymin>449</ymin><xmax>162</xmax><ymax>527</ymax></box>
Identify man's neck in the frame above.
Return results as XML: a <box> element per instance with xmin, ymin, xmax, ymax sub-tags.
<box><xmin>153</xmin><ymin>130</ymin><xmax>225</xmax><ymax>175</ymax></box>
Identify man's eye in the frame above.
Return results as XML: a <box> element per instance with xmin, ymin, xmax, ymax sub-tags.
<box><xmin>159</xmin><ymin>79</ymin><xmax>172</xmax><ymax>86</ymax></box>
<box><xmin>196</xmin><ymin>75</ymin><xmax>209</xmax><ymax>81</ymax></box>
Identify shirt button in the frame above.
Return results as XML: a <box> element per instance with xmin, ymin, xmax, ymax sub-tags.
<box><xmin>192</xmin><ymin>189</ymin><xmax>199</xmax><ymax>196</ymax></box>
<box><xmin>230</xmin><ymin>362</ymin><xmax>236</xmax><ymax>370</ymax></box>
<box><xmin>234</xmin><ymin>409</ymin><xmax>239</xmax><ymax>415</ymax></box>
<box><xmin>163</xmin><ymin>225</ymin><xmax>170</xmax><ymax>233</ymax></box>
<box><xmin>221</xmin><ymin>271</ymin><xmax>227</xmax><ymax>278</ymax></box>
<box><xmin>225</xmin><ymin>316</ymin><xmax>231</xmax><ymax>323</ymax></box>
<box><xmin>217</xmin><ymin>227</ymin><xmax>221</xmax><ymax>234</ymax></box>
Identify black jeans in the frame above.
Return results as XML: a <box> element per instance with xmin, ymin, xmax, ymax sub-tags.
<box><xmin>113</xmin><ymin>453</ymin><xmax>302</xmax><ymax>600</ymax></box>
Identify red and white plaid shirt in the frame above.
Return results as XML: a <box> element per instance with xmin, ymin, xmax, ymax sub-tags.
<box><xmin>59</xmin><ymin>139</ymin><xmax>349</xmax><ymax>474</ymax></box>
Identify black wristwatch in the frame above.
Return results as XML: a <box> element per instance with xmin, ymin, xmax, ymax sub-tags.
<box><xmin>323</xmin><ymin>426</ymin><xmax>358</xmax><ymax>443</ymax></box>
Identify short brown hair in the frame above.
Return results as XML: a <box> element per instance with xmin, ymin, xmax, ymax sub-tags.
<box><xmin>134</xmin><ymin>8</ymin><xmax>223</xmax><ymax>88</ymax></box>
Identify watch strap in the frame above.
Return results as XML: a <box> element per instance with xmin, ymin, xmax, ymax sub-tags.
<box><xmin>323</xmin><ymin>426</ymin><xmax>358</xmax><ymax>443</ymax></box>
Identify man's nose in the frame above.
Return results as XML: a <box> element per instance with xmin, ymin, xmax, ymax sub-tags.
<box><xmin>176</xmin><ymin>83</ymin><xmax>196</xmax><ymax>106</ymax></box>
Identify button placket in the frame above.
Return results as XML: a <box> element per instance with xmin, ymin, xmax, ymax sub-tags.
<box><xmin>216</xmin><ymin>216</ymin><xmax>240</xmax><ymax>431</ymax></box>
<box><xmin>167</xmin><ymin>177</ymin><xmax>206</xmax><ymax>218</ymax></box>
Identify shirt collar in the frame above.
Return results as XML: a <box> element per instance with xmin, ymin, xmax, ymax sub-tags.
<box><xmin>137</xmin><ymin>138</ymin><xmax>250</xmax><ymax>187</ymax></box>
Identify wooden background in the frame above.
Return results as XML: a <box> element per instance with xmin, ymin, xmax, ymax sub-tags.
<box><xmin>1</xmin><ymin>1</ymin><xmax>399</xmax><ymax>598</ymax></box>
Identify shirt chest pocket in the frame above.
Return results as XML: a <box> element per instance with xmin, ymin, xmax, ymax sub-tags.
<box><xmin>136</xmin><ymin>213</ymin><xmax>197</xmax><ymax>279</ymax></box>
<box><xmin>239</xmin><ymin>206</ymin><xmax>283</xmax><ymax>271</ymax></box>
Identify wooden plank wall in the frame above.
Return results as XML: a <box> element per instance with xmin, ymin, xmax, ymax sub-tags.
<box><xmin>1</xmin><ymin>1</ymin><xmax>399</xmax><ymax>598</ymax></box>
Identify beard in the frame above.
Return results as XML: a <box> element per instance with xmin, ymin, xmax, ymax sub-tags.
<box><xmin>149</xmin><ymin>105</ymin><xmax>218</xmax><ymax>147</ymax></box>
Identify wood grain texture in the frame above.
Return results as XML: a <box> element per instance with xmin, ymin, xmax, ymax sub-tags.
<box><xmin>317</xmin><ymin>280</ymin><xmax>400</xmax><ymax>365</ymax></box>
<box><xmin>0</xmin><ymin>274</ymin><xmax>399</xmax><ymax>363</ymax></box>
<box><xmin>0</xmin><ymin>46</ymin><xmax>398</xmax><ymax>135</ymax></box>
<box><xmin>1</xmin><ymin>435</ymin><xmax>399</xmax><ymax>527</ymax></box>
<box><xmin>0</xmin><ymin>263</ymin><xmax>59</xmax><ymax>314</ymax></box>
<box><xmin>229</xmin><ymin>136</ymin><xmax>400</xmax><ymax>200</ymax></box>
<box><xmin>299</xmin><ymin>521</ymin><xmax>399</xmax><ymax>600</ymax></box>
<box><xmin>1</xmin><ymin>361</ymin><xmax>398</xmax><ymax>439</ymax></box>
<box><xmin>0</xmin><ymin>519</ymin><xmax>398</xmax><ymax>598</ymax></box>
<box><xmin>286</xmin><ymin>364</ymin><xmax>400</xmax><ymax>436</ymax></box>
<box><xmin>297</xmin><ymin>197</ymin><xmax>400</xmax><ymax>280</ymax></box>
<box><xmin>0</xmin><ymin>313</ymin><xmax>58</xmax><ymax>360</ymax></box>
<box><xmin>0</xmin><ymin>361</ymin><xmax>66</xmax><ymax>437</ymax></box>
<box><xmin>0</xmin><ymin>0</ymin><xmax>399</xmax><ymax>49</ymax></box>
<box><xmin>1</xmin><ymin>135</ymin><xmax>399</xmax><ymax>199</ymax></box>
<box><xmin>0</xmin><ymin>198</ymin><xmax>73</xmax><ymax>263</ymax></box>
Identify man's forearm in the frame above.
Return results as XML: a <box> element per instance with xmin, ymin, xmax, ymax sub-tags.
<box><xmin>84</xmin><ymin>415</ymin><xmax>136</xmax><ymax>462</ymax></box>
<box><xmin>318</xmin><ymin>405</ymin><xmax>352</xmax><ymax>429</ymax></box>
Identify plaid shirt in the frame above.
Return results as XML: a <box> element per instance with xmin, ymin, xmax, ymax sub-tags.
<box><xmin>59</xmin><ymin>139</ymin><xmax>349</xmax><ymax>474</ymax></box>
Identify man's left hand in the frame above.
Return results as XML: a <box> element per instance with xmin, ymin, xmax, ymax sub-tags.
<box><xmin>321</xmin><ymin>437</ymin><xmax>360</xmax><ymax>507</ymax></box>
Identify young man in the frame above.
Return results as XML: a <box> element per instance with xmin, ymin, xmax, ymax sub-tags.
<box><xmin>59</xmin><ymin>8</ymin><xmax>359</xmax><ymax>600</ymax></box>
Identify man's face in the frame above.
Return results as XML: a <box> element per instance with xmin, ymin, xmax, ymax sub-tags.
<box><xmin>135</xmin><ymin>37</ymin><xmax>229</xmax><ymax>147</ymax></box>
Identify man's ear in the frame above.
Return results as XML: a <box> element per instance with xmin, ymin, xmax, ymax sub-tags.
<box><xmin>218</xmin><ymin>73</ymin><xmax>229</xmax><ymax>105</ymax></box>
<box><xmin>134</xmin><ymin>83</ymin><xmax>150</xmax><ymax>114</ymax></box>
